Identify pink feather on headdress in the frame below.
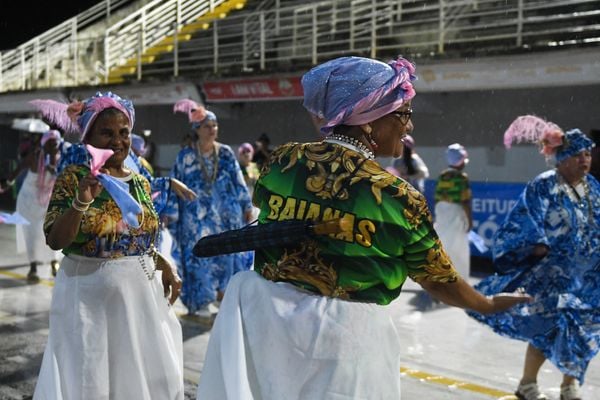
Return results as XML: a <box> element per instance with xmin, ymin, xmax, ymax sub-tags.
<box><xmin>29</xmin><ymin>99</ymin><xmax>80</xmax><ymax>134</ymax></box>
<box><xmin>173</xmin><ymin>99</ymin><xmax>207</xmax><ymax>123</ymax></box>
<box><xmin>503</xmin><ymin>115</ymin><xmax>564</xmax><ymax>156</ymax></box>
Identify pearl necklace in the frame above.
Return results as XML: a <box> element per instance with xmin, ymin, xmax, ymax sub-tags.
<box><xmin>324</xmin><ymin>134</ymin><xmax>375</xmax><ymax>160</ymax></box>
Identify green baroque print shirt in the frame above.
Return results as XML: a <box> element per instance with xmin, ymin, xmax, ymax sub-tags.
<box><xmin>434</xmin><ymin>168</ymin><xmax>472</xmax><ymax>204</ymax></box>
<box><xmin>44</xmin><ymin>165</ymin><xmax>159</xmax><ymax>258</ymax></box>
<box><xmin>253</xmin><ymin>142</ymin><xmax>458</xmax><ymax>305</ymax></box>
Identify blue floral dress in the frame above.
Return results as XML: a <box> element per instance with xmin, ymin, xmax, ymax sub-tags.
<box><xmin>165</xmin><ymin>143</ymin><xmax>253</xmax><ymax>313</ymax></box>
<box><xmin>468</xmin><ymin>170</ymin><xmax>600</xmax><ymax>382</ymax></box>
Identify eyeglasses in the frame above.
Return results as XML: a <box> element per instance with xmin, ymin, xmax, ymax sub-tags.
<box><xmin>391</xmin><ymin>109</ymin><xmax>412</xmax><ymax>126</ymax></box>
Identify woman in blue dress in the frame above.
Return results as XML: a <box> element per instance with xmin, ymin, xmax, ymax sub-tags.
<box><xmin>468</xmin><ymin>115</ymin><xmax>600</xmax><ymax>400</ymax></box>
<box><xmin>166</xmin><ymin>99</ymin><xmax>254</xmax><ymax>316</ymax></box>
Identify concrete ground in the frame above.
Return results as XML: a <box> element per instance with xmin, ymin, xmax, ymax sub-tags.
<box><xmin>0</xmin><ymin>222</ymin><xmax>598</xmax><ymax>400</ymax></box>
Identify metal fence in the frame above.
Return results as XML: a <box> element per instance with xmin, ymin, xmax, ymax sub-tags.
<box><xmin>1</xmin><ymin>0</ymin><xmax>599</xmax><ymax>92</ymax></box>
<box><xmin>119</xmin><ymin>0</ymin><xmax>600</xmax><ymax>81</ymax></box>
<box><xmin>0</xmin><ymin>0</ymin><xmax>135</xmax><ymax>92</ymax></box>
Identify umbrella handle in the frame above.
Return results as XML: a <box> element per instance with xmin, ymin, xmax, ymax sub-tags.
<box><xmin>311</xmin><ymin>218</ymin><xmax>351</xmax><ymax>235</ymax></box>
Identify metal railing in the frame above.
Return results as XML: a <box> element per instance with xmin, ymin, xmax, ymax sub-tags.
<box><xmin>1</xmin><ymin>0</ymin><xmax>599</xmax><ymax>92</ymax></box>
<box><xmin>103</xmin><ymin>0</ymin><xmax>234</xmax><ymax>80</ymax></box>
<box><xmin>136</xmin><ymin>0</ymin><xmax>600</xmax><ymax>80</ymax></box>
<box><xmin>0</xmin><ymin>0</ymin><xmax>135</xmax><ymax>93</ymax></box>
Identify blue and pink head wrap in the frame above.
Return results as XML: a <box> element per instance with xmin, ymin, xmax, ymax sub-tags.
<box><xmin>173</xmin><ymin>99</ymin><xmax>217</xmax><ymax>130</ymax></box>
<box><xmin>301</xmin><ymin>56</ymin><xmax>417</xmax><ymax>135</ymax></box>
<box><xmin>504</xmin><ymin>115</ymin><xmax>594</xmax><ymax>165</ymax></box>
<box><xmin>30</xmin><ymin>92</ymin><xmax>135</xmax><ymax>141</ymax></box>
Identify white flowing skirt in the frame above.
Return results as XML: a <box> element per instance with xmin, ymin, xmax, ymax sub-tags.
<box><xmin>33</xmin><ymin>254</ymin><xmax>184</xmax><ymax>400</ymax></box>
<box><xmin>434</xmin><ymin>201</ymin><xmax>470</xmax><ymax>279</ymax></box>
<box><xmin>197</xmin><ymin>271</ymin><xmax>402</xmax><ymax>400</ymax></box>
<box><xmin>15</xmin><ymin>171</ymin><xmax>59</xmax><ymax>263</ymax></box>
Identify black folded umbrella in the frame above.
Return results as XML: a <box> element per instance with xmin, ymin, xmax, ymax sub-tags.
<box><xmin>192</xmin><ymin>219</ymin><xmax>347</xmax><ymax>257</ymax></box>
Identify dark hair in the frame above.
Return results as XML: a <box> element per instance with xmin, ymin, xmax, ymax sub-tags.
<box><xmin>332</xmin><ymin>125</ymin><xmax>352</xmax><ymax>135</ymax></box>
<box><xmin>258</xmin><ymin>133</ymin><xmax>271</xmax><ymax>145</ymax></box>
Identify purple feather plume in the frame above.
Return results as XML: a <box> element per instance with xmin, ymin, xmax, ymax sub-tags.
<box><xmin>503</xmin><ymin>115</ymin><xmax>559</xmax><ymax>149</ymax></box>
<box><xmin>29</xmin><ymin>99</ymin><xmax>79</xmax><ymax>134</ymax></box>
<box><xmin>173</xmin><ymin>99</ymin><xmax>200</xmax><ymax>120</ymax></box>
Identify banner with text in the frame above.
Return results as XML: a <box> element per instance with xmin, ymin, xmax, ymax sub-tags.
<box><xmin>203</xmin><ymin>77</ymin><xmax>303</xmax><ymax>102</ymax></box>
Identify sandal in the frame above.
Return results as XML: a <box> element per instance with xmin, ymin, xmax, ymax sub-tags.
<box><xmin>50</xmin><ymin>261</ymin><xmax>59</xmax><ymax>277</ymax></box>
<box><xmin>26</xmin><ymin>270</ymin><xmax>40</xmax><ymax>284</ymax></box>
<box><xmin>515</xmin><ymin>382</ymin><xmax>548</xmax><ymax>400</ymax></box>
<box><xmin>561</xmin><ymin>381</ymin><xmax>582</xmax><ymax>400</ymax></box>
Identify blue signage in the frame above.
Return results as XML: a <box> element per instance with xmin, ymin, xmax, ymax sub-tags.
<box><xmin>424</xmin><ymin>180</ymin><xmax>525</xmax><ymax>258</ymax></box>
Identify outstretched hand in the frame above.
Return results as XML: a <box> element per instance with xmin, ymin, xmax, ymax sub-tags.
<box><xmin>171</xmin><ymin>178</ymin><xmax>197</xmax><ymax>201</ymax></box>
<box><xmin>485</xmin><ymin>288</ymin><xmax>532</xmax><ymax>314</ymax></box>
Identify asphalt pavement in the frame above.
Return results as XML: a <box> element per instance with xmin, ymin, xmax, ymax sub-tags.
<box><xmin>0</xmin><ymin>222</ymin><xmax>598</xmax><ymax>400</ymax></box>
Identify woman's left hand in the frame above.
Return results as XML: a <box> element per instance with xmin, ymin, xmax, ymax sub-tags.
<box><xmin>171</xmin><ymin>178</ymin><xmax>197</xmax><ymax>201</ymax></box>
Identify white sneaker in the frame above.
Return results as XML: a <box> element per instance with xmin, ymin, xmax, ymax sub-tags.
<box><xmin>193</xmin><ymin>306</ymin><xmax>214</xmax><ymax>318</ymax></box>
<box><xmin>515</xmin><ymin>382</ymin><xmax>548</xmax><ymax>400</ymax></box>
<box><xmin>560</xmin><ymin>381</ymin><xmax>582</xmax><ymax>400</ymax></box>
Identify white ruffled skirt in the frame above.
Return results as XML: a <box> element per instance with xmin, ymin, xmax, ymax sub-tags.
<box><xmin>33</xmin><ymin>254</ymin><xmax>183</xmax><ymax>400</ymax></box>
<box><xmin>197</xmin><ymin>271</ymin><xmax>402</xmax><ymax>400</ymax></box>
<box><xmin>434</xmin><ymin>201</ymin><xmax>471</xmax><ymax>279</ymax></box>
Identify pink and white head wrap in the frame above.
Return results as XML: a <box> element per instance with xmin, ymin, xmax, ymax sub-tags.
<box><xmin>301</xmin><ymin>56</ymin><xmax>417</xmax><ymax>135</ymax></box>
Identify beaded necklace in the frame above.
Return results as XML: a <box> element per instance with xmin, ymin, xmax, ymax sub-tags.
<box><xmin>558</xmin><ymin>173</ymin><xmax>595</xmax><ymax>227</ymax></box>
<box><xmin>196</xmin><ymin>142</ymin><xmax>220</xmax><ymax>185</ymax></box>
<box><xmin>324</xmin><ymin>133</ymin><xmax>375</xmax><ymax>160</ymax></box>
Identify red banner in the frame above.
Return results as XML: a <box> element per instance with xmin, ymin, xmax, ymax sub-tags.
<box><xmin>203</xmin><ymin>77</ymin><xmax>303</xmax><ymax>102</ymax></box>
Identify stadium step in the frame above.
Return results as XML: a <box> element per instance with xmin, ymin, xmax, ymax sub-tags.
<box><xmin>107</xmin><ymin>0</ymin><xmax>247</xmax><ymax>82</ymax></box>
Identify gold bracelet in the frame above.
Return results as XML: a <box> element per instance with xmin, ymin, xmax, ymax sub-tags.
<box><xmin>71</xmin><ymin>199</ymin><xmax>90</xmax><ymax>212</ymax></box>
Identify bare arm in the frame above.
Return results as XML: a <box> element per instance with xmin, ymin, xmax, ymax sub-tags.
<box><xmin>420</xmin><ymin>277</ymin><xmax>531</xmax><ymax>315</ymax></box>
<box><xmin>170</xmin><ymin>177</ymin><xmax>197</xmax><ymax>201</ymax></box>
<box><xmin>46</xmin><ymin>173</ymin><xmax>103</xmax><ymax>250</ymax></box>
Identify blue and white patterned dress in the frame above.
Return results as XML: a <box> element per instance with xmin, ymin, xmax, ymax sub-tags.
<box><xmin>468</xmin><ymin>170</ymin><xmax>600</xmax><ymax>382</ymax></box>
<box><xmin>165</xmin><ymin>143</ymin><xmax>253</xmax><ymax>313</ymax></box>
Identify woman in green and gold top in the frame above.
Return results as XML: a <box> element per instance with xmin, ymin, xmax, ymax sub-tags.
<box><xmin>196</xmin><ymin>57</ymin><xmax>531</xmax><ymax>400</ymax></box>
<box><xmin>33</xmin><ymin>92</ymin><xmax>184</xmax><ymax>399</ymax></box>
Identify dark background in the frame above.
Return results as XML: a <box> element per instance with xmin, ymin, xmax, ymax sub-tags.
<box><xmin>0</xmin><ymin>1</ymin><xmax>99</xmax><ymax>50</ymax></box>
